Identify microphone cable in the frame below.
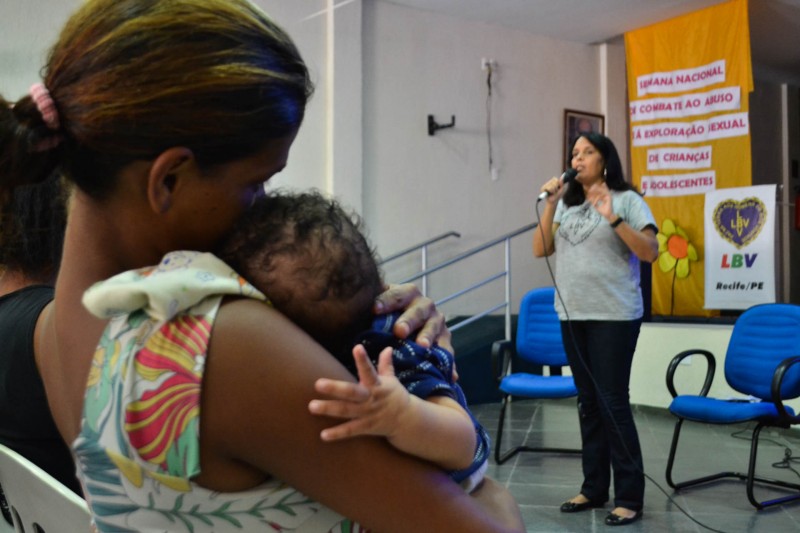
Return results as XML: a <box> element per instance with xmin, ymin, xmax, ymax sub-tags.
<box><xmin>533</xmin><ymin>197</ymin><xmax>730</xmax><ymax>533</ymax></box>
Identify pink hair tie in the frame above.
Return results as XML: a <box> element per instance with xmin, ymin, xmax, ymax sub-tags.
<box><xmin>29</xmin><ymin>82</ymin><xmax>63</xmax><ymax>152</ymax></box>
<box><xmin>29</xmin><ymin>82</ymin><xmax>61</xmax><ymax>130</ymax></box>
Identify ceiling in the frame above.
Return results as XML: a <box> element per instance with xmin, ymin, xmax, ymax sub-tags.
<box><xmin>384</xmin><ymin>0</ymin><xmax>800</xmax><ymax>86</ymax></box>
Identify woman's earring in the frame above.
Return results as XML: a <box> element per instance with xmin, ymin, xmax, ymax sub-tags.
<box><xmin>603</xmin><ymin>168</ymin><xmax>607</xmax><ymax>179</ymax></box>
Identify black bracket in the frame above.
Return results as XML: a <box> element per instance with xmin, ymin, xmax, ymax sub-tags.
<box><xmin>428</xmin><ymin>114</ymin><xmax>455</xmax><ymax>136</ymax></box>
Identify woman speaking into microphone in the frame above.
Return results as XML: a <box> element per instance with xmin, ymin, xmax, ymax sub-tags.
<box><xmin>533</xmin><ymin>132</ymin><xmax>658</xmax><ymax>527</ymax></box>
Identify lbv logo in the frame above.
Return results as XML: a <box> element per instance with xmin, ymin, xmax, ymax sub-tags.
<box><xmin>720</xmin><ymin>253</ymin><xmax>757</xmax><ymax>268</ymax></box>
<box><xmin>712</xmin><ymin>197</ymin><xmax>766</xmax><ymax>249</ymax></box>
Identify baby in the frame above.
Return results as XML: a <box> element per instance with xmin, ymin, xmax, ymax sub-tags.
<box><xmin>82</xmin><ymin>190</ymin><xmax>488</xmax><ymax>491</ymax></box>
<box><xmin>219</xmin><ymin>190</ymin><xmax>489</xmax><ymax>491</ymax></box>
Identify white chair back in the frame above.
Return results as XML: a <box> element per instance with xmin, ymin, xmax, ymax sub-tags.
<box><xmin>0</xmin><ymin>444</ymin><xmax>91</xmax><ymax>532</ymax></box>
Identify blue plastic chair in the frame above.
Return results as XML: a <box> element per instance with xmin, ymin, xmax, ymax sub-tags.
<box><xmin>665</xmin><ymin>303</ymin><xmax>800</xmax><ymax>509</ymax></box>
<box><xmin>491</xmin><ymin>287</ymin><xmax>579</xmax><ymax>464</ymax></box>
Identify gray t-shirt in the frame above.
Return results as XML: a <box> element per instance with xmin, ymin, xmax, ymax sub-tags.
<box><xmin>552</xmin><ymin>189</ymin><xmax>656</xmax><ymax>321</ymax></box>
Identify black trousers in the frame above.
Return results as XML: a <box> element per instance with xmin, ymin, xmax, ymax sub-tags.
<box><xmin>560</xmin><ymin>319</ymin><xmax>645</xmax><ymax>511</ymax></box>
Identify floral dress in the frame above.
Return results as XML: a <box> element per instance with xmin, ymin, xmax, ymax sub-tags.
<box><xmin>75</xmin><ymin>251</ymin><xmax>368</xmax><ymax>532</ymax></box>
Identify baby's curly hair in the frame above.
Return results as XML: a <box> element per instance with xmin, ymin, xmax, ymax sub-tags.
<box><xmin>218</xmin><ymin>189</ymin><xmax>384</xmax><ymax>361</ymax></box>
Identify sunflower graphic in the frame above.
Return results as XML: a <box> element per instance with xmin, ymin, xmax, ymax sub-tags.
<box><xmin>656</xmin><ymin>218</ymin><xmax>699</xmax><ymax>315</ymax></box>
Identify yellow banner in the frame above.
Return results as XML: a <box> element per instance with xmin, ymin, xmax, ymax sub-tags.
<box><xmin>625</xmin><ymin>0</ymin><xmax>753</xmax><ymax>317</ymax></box>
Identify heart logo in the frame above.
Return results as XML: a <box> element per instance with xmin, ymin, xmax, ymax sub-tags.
<box><xmin>558</xmin><ymin>203</ymin><xmax>600</xmax><ymax>246</ymax></box>
<box><xmin>712</xmin><ymin>197</ymin><xmax>767</xmax><ymax>249</ymax></box>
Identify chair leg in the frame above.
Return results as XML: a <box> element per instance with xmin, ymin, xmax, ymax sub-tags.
<box><xmin>746</xmin><ymin>423</ymin><xmax>766</xmax><ymax>510</ymax></box>
<box><xmin>494</xmin><ymin>396</ymin><xmax>580</xmax><ymax>465</ymax></box>
<box><xmin>665</xmin><ymin>418</ymin><xmax>683</xmax><ymax>489</ymax></box>
<box><xmin>494</xmin><ymin>395</ymin><xmax>513</xmax><ymax>465</ymax></box>
<box><xmin>745</xmin><ymin>423</ymin><xmax>800</xmax><ymax>509</ymax></box>
<box><xmin>666</xmin><ymin>416</ymin><xmax>739</xmax><ymax>490</ymax></box>
<box><xmin>667</xmin><ymin>418</ymin><xmax>800</xmax><ymax>509</ymax></box>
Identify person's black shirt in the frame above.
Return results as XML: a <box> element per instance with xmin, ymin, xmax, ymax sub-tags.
<box><xmin>0</xmin><ymin>285</ymin><xmax>81</xmax><ymax>495</ymax></box>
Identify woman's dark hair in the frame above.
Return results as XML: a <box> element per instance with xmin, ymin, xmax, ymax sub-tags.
<box><xmin>0</xmin><ymin>0</ymin><xmax>313</xmax><ymax>200</ymax></box>
<box><xmin>0</xmin><ymin>172</ymin><xmax>67</xmax><ymax>283</ymax></box>
<box><xmin>562</xmin><ymin>132</ymin><xmax>638</xmax><ymax>207</ymax></box>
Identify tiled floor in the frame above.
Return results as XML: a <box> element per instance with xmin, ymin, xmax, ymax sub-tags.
<box><xmin>469</xmin><ymin>398</ymin><xmax>800</xmax><ymax>533</ymax></box>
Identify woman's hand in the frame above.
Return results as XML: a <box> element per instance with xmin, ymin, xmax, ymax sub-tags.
<box><xmin>533</xmin><ymin>176</ymin><xmax>564</xmax><ymax>258</ymax></box>
<box><xmin>374</xmin><ymin>283</ymin><xmax>452</xmax><ymax>351</ymax></box>
<box><xmin>540</xmin><ymin>175</ymin><xmax>566</xmax><ymax>204</ymax></box>
<box><xmin>586</xmin><ymin>182</ymin><xmax>658</xmax><ymax>262</ymax></box>
<box><xmin>309</xmin><ymin>346</ymin><xmax>410</xmax><ymax>441</ymax></box>
<box><xmin>586</xmin><ymin>181</ymin><xmax>614</xmax><ymax>221</ymax></box>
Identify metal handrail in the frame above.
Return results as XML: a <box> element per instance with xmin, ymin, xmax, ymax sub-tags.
<box><xmin>396</xmin><ymin>222</ymin><xmax>538</xmax><ymax>340</ymax></box>
<box><xmin>397</xmin><ymin>223</ymin><xmax>537</xmax><ymax>284</ymax></box>
<box><xmin>379</xmin><ymin>231</ymin><xmax>460</xmax><ymax>295</ymax></box>
<box><xmin>379</xmin><ymin>231</ymin><xmax>461</xmax><ymax>264</ymax></box>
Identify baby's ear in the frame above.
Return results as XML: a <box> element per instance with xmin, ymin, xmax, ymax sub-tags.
<box><xmin>146</xmin><ymin>147</ymin><xmax>195</xmax><ymax>214</ymax></box>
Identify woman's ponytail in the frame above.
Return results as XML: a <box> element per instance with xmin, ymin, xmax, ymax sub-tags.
<box><xmin>0</xmin><ymin>89</ymin><xmax>63</xmax><ymax>199</ymax></box>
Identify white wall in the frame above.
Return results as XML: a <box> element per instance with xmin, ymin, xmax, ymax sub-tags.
<box><xmin>265</xmin><ymin>1</ymin><xmax>365</xmax><ymax>213</ymax></box>
<box><xmin>362</xmin><ymin>0</ymin><xmax>622</xmax><ymax>319</ymax></box>
<box><xmin>632</xmin><ymin>322</ymin><xmax>800</xmax><ymax>412</ymax></box>
<box><xmin>600</xmin><ymin>38</ymin><xmax>631</xmax><ymax>176</ymax></box>
<box><xmin>259</xmin><ymin>1</ymin><xmax>331</xmax><ymax>196</ymax></box>
<box><xmin>634</xmin><ymin>323</ymin><xmax>736</xmax><ymax>407</ymax></box>
<box><xmin>0</xmin><ymin>0</ymin><xmax>79</xmax><ymax>98</ymax></box>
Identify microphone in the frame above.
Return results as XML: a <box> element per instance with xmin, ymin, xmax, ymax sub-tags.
<box><xmin>537</xmin><ymin>168</ymin><xmax>578</xmax><ymax>202</ymax></box>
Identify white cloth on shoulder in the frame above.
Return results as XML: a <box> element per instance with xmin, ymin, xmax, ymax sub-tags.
<box><xmin>82</xmin><ymin>250</ymin><xmax>267</xmax><ymax>321</ymax></box>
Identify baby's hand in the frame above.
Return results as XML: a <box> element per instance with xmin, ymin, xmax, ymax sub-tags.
<box><xmin>309</xmin><ymin>345</ymin><xmax>410</xmax><ymax>441</ymax></box>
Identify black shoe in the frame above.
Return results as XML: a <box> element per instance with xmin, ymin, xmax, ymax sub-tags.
<box><xmin>559</xmin><ymin>498</ymin><xmax>605</xmax><ymax>513</ymax></box>
<box><xmin>604</xmin><ymin>510</ymin><xmax>643</xmax><ymax>526</ymax></box>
